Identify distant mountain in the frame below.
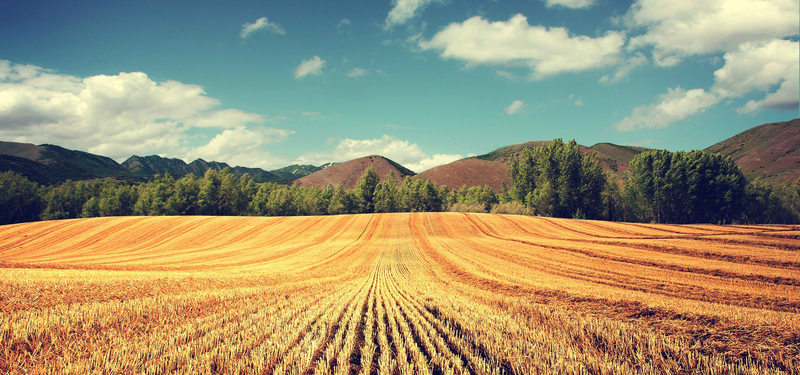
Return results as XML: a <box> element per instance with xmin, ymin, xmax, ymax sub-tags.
<box><xmin>291</xmin><ymin>155</ymin><xmax>414</xmax><ymax>189</ymax></box>
<box><xmin>417</xmin><ymin>158</ymin><xmax>510</xmax><ymax>193</ymax></box>
<box><xmin>121</xmin><ymin>155</ymin><xmax>280</xmax><ymax>183</ymax></box>
<box><xmin>0</xmin><ymin>154</ymin><xmax>75</xmax><ymax>185</ymax></box>
<box><xmin>3</xmin><ymin>118</ymin><xmax>797</xmax><ymax>188</ymax></box>
<box><xmin>270</xmin><ymin>164</ymin><xmax>323</xmax><ymax>179</ymax></box>
<box><xmin>705</xmin><ymin>118</ymin><xmax>800</xmax><ymax>184</ymax></box>
<box><xmin>0</xmin><ymin>141</ymin><xmax>132</xmax><ymax>183</ymax></box>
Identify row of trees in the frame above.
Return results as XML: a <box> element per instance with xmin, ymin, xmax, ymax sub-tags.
<box><xmin>504</xmin><ymin>139</ymin><xmax>800</xmax><ymax>224</ymax></box>
<box><xmin>2</xmin><ymin>139</ymin><xmax>799</xmax><ymax>225</ymax></box>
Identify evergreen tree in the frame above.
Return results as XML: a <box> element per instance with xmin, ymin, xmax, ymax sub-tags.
<box><xmin>356</xmin><ymin>166</ymin><xmax>380</xmax><ymax>213</ymax></box>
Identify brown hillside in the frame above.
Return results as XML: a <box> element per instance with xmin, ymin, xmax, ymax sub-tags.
<box><xmin>291</xmin><ymin>155</ymin><xmax>415</xmax><ymax>189</ymax></box>
<box><xmin>417</xmin><ymin>158</ymin><xmax>510</xmax><ymax>192</ymax></box>
<box><xmin>705</xmin><ymin>118</ymin><xmax>800</xmax><ymax>184</ymax></box>
<box><xmin>0</xmin><ymin>141</ymin><xmax>47</xmax><ymax>160</ymax></box>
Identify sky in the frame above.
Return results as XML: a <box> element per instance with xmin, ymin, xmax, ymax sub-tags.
<box><xmin>0</xmin><ymin>0</ymin><xmax>797</xmax><ymax>172</ymax></box>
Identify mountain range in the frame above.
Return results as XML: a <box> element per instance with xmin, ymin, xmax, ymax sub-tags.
<box><xmin>1</xmin><ymin>118</ymin><xmax>797</xmax><ymax>188</ymax></box>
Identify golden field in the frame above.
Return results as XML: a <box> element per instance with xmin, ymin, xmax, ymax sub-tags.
<box><xmin>1</xmin><ymin>212</ymin><xmax>799</xmax><ymax>374</ymax></box>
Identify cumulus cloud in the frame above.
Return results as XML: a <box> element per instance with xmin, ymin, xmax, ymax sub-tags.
<box><xmin>613</xmin><ymin>87</ymin><xmax>720</xmax><ymax>131</ymax></box>
<box><xmin>385</xmin><ymin>0</ymin><xmax>439</xmax><ymax>29</ymax></box>
<box><xmin>418</xmin><ymin>14</ymin><xmax>625</xmax><ymax>79</ymax></box>
<box><xmin>543</xmin><ymin>0</ymin><xmax>596</xmax><ymax>9</ymax></box>
<box><xmin>615</xmin><ymin>38</ymin><xmax>799</xmax><ymax>129</ymax></box>
<box><xmin>626</xmin><ymin>0</ymin><xmax>798</xmax><ymax>65</ymax></box>
<box><xmin>186</xmin><ymin>126</ymin><xmax>294</xmax><ymax>169</ymax></box>
<box><xmin>504</xmin><ymin>100</ymin><xmax>527</xmax><ymax>115</ymax></box>
<box><xmin>0</xmin><ymin>59</ymin><xmax>291</xmax><ymax>166</ymax></box>
<box><xmin>240</xmin><ymin>17</ymin><xmax>285</xmax><ymax>39</ymax></box>
<box><xmin>298</xmin><ymin>135</ymin><xmax>463</xmax><ymax>173</ymax></box>
<box><xmin>294</xmin><ymin>56</ymin><xmax>326</xmax><ymax>79</ymax></box>
<box><xmin>712</xmin><ymin>39</ymin><xmax>799</xmax><ymax>113</ymax></box>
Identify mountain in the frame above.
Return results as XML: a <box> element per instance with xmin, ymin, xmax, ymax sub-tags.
<box><xmin>270</xmin><ymin>164</ymin><xmax>325</xmax><ymax>179</ymax></box>
<box><xmin>3</xmin><ymin>118</ymin><xmax>797</xmax><ymax>188</ymax></box>
<box><xmin>705</xmin><ymin>118</ymin><xmax>800</xmax><ymax>184</ymax></box>
<box><xmin>121</xmin><ymin>155</ymin><xmax>280</xmax><ymax>183</ymax></box>
<box><xmin>291</xmin><ymin>155</ymin><xmax>415</xmax><ymax>189</ymax></box>
<box><xmin>0</xmin><ymin>154</ymin><xmax>75</xmax><ymax>185</ymax></box>
<box><xmin>417</xmin><ymin>158</ymin><xmax>510</xmax><ymax>193</ymax></box>
<box><xmin>0</xmin><ymin>141</ymin><xmax>132</xmax><ymax>183</ymax></box>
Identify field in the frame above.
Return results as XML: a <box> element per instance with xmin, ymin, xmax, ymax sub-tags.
<box><xmin>1</xmin><ymin>213</ymin><xmax>799</xmax><ymax>374</ymax></box>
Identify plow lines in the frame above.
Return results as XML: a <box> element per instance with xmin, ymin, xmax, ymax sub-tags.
<box><xmin>1</xmin><ymin>213</ymin><xmax>799</xmax><ymax>374</ymax></box>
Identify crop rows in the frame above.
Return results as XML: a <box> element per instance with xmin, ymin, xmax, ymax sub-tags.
<box><xmin>1</xmin><ymin>213</ymin><xmax>799</xmax><ymax>374</ymax></box>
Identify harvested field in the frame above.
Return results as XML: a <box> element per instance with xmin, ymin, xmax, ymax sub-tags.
<box><xmin>1</xmin><ymin>213</ymin><xmax>799</xmax><ymax>374</ymax></box>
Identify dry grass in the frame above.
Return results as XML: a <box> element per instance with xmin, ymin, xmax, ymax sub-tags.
<box><xmin>1</xmin><ymin>213</ymin><xmax>799</xmax><ymax>374</ymax></box>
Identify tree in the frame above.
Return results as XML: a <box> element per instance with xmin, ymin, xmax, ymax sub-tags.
<box><xmin>328</xmin><ymin>183</ymin><xmax>358</xmax><ymax>215</ymax></box>
<box><xmin>198</xmin><ymin>169</ymin><xmax>222</xmax><ymax>215</ymax></box>
<box><xmin>0</xmin><ymin>171</ymin><xmax>45</xmax><ymax>224</ymax></box>
<box><xmin>134</xmin><ymin>174</ymin><xmax>176</xmax><ymax>216</ymax></box>
<box><xmin>508</xmin><ymin>139</ymin><xmax>605</xmax><ymax>218</ymax></box>
<box><xmin>267</xmin><ymin>187</ymin><xmax>297</xmax><ymax>216</ymax></box>
<box><xmin>42</xmin><ymin>180</ymin><xmax>101</xmax><ymax>220</ymax></box>
<box><xmin>356</xmin><ymin>166</ymin><xmax>380</xmax><ymax>213</ymax></box>
<box><xmin>250</xmin><ymin>182</ymin><xmax>277</xmax><ymax>216</ymax></box>
<box><xmin>624</xmin><ymin>150</ymin><xmax>747</xmax><ymax>224</ymax></box>
<box><xmin>374</xmin><ymin>172</ymin><xmax>400</xmax><ymax>213</ymax></box>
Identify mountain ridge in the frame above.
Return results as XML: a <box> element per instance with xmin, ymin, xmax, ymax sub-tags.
<box><xmin>1</xmin><ymin>118</ymin><xmax>797</xmax><ymax>187</ymax></box>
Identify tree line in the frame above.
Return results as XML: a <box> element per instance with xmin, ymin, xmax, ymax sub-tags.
<box><xmin>2</xmin><ymin>139</ymin><xmax>799</xmax><ymax>225</ymax></box>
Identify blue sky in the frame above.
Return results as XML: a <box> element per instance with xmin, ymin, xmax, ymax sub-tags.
<box><xmin>0</xmin><ymin>0</ymin><xmax>797</xmax><ymax>172</ymax></box>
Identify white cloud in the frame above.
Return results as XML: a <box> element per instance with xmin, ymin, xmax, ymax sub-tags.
<box><xmin>613</xmin><ymin>87</ymin><xmax>720</xmax><ymax>131</ymax></box>
<box><xmin>186</xmin><ymin>126</ymin><xmax>294</xmax><ymax>169</ymax></box>
<box><xmin>385</xmin><ymin>0</ymin><xmax>439</xmax><ymax>29</ymax></box>
<box><xmin>347</xmin><ymin>67</ymin><xmax>369</xmax><ymax>78</ymax></box>
<box><xmin>0</xmin><ymin>60</ymin><xmax>291</xmax><ymax>166</ymax></box>
<box><xmin>712</xmin><ymin>39</ymin><xmax>799</xmax><ymax>113</ymax></box>
<box><xmin>495</xmin><ymin>70</ymin><xmax>517</xmax><ymax>80</ymax></box>
<box><xmin>240</xmin><ymin>17</ymin><xmax>285</xmax><ymax>39</ymax></box>
<box><xmin>627</xmin><ymin>0</ymin><xmax>799</xmax><ymax>65</ymax></box>
<box><xmin>599</xmin><ymin>52</ymin><xmax>648</xmax><ymax>83</ymax></box>
<box><xmin>418</xmin><ymin>14</ymin><xmax>625</xmax><ymax>79</ymax></box>
<box><xmin>504</xmin><ymin>100</ymin><xmax>527</xmax><ymax>115</ymax></box>
<box><xmin>294</xmin><ymin>56</ymin><xmax>326</xmax><ymax>79</ymax></box>
<box><xmin>614</xmin><ymin>38</ymin><xmax>798</xmax><ymax>130</ymax></box>
<box><xmin>543</xmin><ymin>0</ymin><xmax>596</xmax><ymax>9</ymax></box>
<box><xmin>298</xmin><ymin>135</ymin><xmax>462</xmax><ymax>173</ymax></box>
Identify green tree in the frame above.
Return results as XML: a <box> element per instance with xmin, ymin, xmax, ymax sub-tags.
<box><xmin>167</xmin><ymin>174</ymin><xmax>201</xmax><ymax>215</ymax></box>
<box><xmin>356</xmin><ymin>166</ymin><xmax>380</xmax><ymax>213</ymax></box>
<box><xmin>134</xmin><ymin>174</ymin><xmax>176</xmax><ymax>216</ymax></box>
<box><xmin>81</xmin><ymin>197</ymin><xmax>101</xmax><ymax>218</ymax></box>
<box><xmin>266</xmin><ymin>187</ymin><xmax>296</xmax><ymax>216</ymax></box>
<box><xmin>0</xmin><ymin>171</ymin><xmax>45</xmax><ymax>224</ymax></box>
<box><xmin>249</xmin><ymin>182</ymin><xmax>277</xmax><ymax>216</ymax></box>
<box><xmin>328</xmin><ymin>183</ymin><xmax>359</xmax><ymax>215</ymax></box>
<box><xmin>374</xmin><ymin>172</ymin><xmax>400</xmax><ymax>213</ymax></box>
<box><xmin>42</xmin><ymin>180</ymin><xmax>101</xmax><ymax>220</ymax></box>
<box><xmin>509</xmin><ymin>139</ymin><xmax>605</xmax><ymax>218</ymax></box>
<box><xmin>624</xmin><ymin>150</ymin><xmax>747</xmax><ymax>224</ymax></box>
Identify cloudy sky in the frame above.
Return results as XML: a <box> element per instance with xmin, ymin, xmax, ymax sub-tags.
<box><xmin>0</xmin><ymin>0</ymin><xmax>797</xmax><ymax>172</ymax></box>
